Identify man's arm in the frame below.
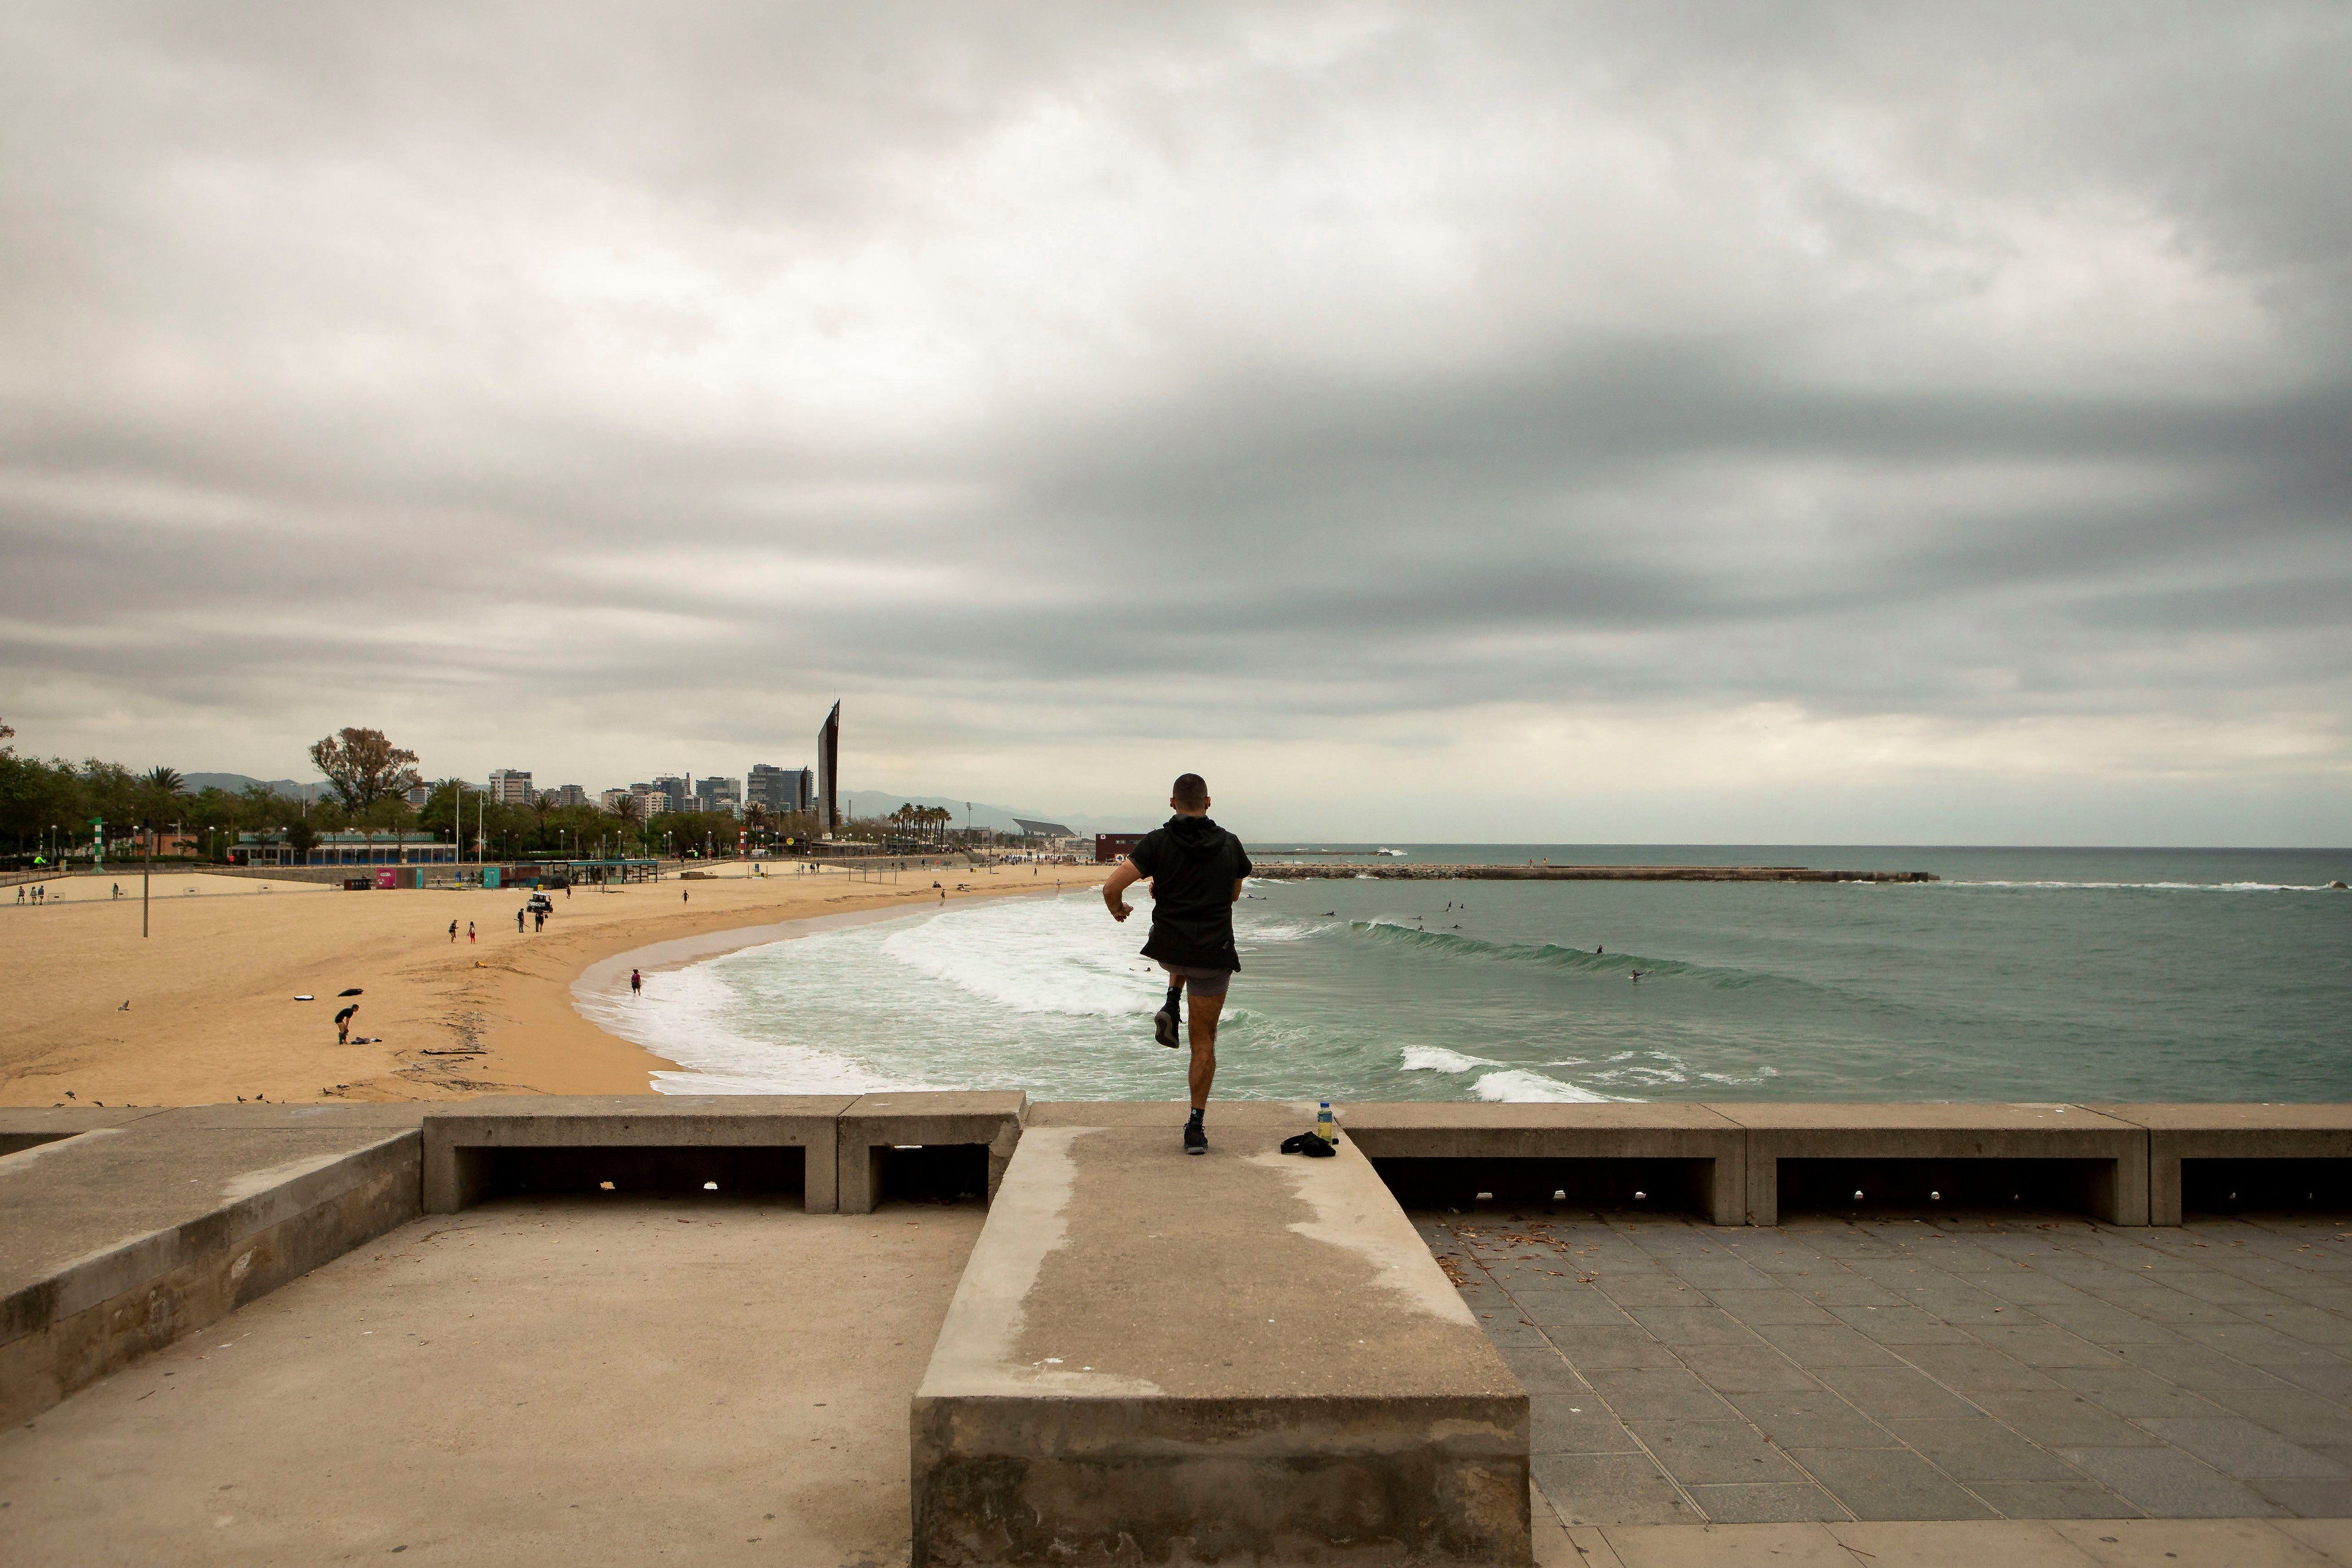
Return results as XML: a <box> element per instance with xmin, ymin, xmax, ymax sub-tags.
<box><xmin>1232</xmin><ymin>878</ymin><xmax>1245</xmax><ymax>902</ymax></box>
<box><xmin>1103</xmin><ymin>859</ymin><xmax>1144</xmax><ymax>922</ymax></box>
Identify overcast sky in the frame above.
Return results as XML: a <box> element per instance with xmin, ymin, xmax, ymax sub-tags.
<box><xmin>3</xmin><ymin>4</ymin><xmax>2346</xmax><ymax>842</ymax></box>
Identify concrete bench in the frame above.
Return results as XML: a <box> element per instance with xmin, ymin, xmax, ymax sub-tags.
<box><xmin>0</xmin><ymin>1104</ymin><xmax>423</xmax><ymax>1425</ymax></box>
<box><xmin>837</xmin><ymin>1091</ymin><xmax>1027</xmax><ymax>1215</ymax></box>
<box><xmin>1337</xmin><ymin>1102</ymin><xmax>1747</xmax><ymax>1225</ymax></box>
<box><xmin>422</xmin><ymin>1095</ymin><xmax>853</xmax><ymax>1214</ymax></box>
<box><xmin>2096</xmin><ymin>1104</ymin><xmax>2352</xmax><ymax>1225</ymax></box>
<box><xmin>912</xmin><ymin>1101</ymin><xmax>1529</xmax><ymax>1566</ymax></box>
<box><xmin>1718</xmin><ymin>1103</ymin><xmax>2149</xmax><ymax>1226</ymax></box>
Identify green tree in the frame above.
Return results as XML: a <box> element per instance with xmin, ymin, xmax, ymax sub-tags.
<box><xmin>309</xmin><ymin>728</ymin><xmax>423</xmax><ymax>812</ymax></box>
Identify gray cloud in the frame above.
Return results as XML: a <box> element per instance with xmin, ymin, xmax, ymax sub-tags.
<box><xmin>1</xmin><ymin>2</ymin><xmax>2347</xmax><ymax>838</ymax></box>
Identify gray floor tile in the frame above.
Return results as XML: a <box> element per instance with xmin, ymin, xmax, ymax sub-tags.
<box><xmin>1515</xmin><ymin>1289</ymin><xmax>1638</xmax><ymax>1328</ymax></box>
<box><xmin>1475</xmin><ymin>1316</ymin><xmax>1551</xmax><ymax>1348</ymax></box>
<box><xmin>1968</xmin><ymin>1390</ymin><xmax>2165</xmax><ymax>1448</ymax></box>
<box><xmin>2249</xmin><ymin>1475</ymin><xmax>2352</xmax><ymax>1516</ymax></box>
<box><xmin>1786</xmin><ymin>1446</ymin><xmax>1997</xmax><ymax>1520</ymax></box>
<box><xmin>2271</xmin><ymin>1360</ymin><xmax>2352</xmax><ymax>1402</ymax></box>
<box><xmin>1752</xmin><ymin>1322</ymin><xmax>1903</xmax><ymax>1366</ymax></box>
<box><xmin>1722</xmin><ymin>1389</ymin><xmax>1900</xmax><ymax>1450</ymax></box>
<box><xmin>1815</xmin><ymin>1364</ymin><xmax>1986</xmax><ymax>1420</ymax></box>
<box><xmin>2137</xmin><ymin>1416</ymin><xmax>2346</xmax><ymax>1479</ymax></box>
<box><xmin>1792</xmin><ymin>1276</ymin><xmax>1906</xmax><ymax>1306</ymax></box>
<box><xmin>2024</xmin><ymin>1298</ymin><xmax>2186</xmax><ymax>1345</ymax></box>
<box><xmin>1624</xmin><ymin>1305</ymin><xmax>1765</xmax><ymax>1347</ymax></box>
<box><xmin>1828</xmin><ymin>1303</ymin><xmax>1977</xmax><ymax>1345</ymax></box>
<box><xmin>1531</xmin><ymin>1452</ymin><xmax>1696</xmax><ymax>1526</ymax></box>
<box><xmin>1667</xmin><ymin>1259</ymin><xmax>1780</xmax><ymax>1291</ymax></box>
<box><xmin>2167</xmin><ymin>1271</ymin><xmax>2298</xmax><ymax>1305</ymax></box>
<box><xmin>1595</xmin><ymin>1272</ymin><xmax>1708</xmax><ymax>1308</ymax></box>
<box><xmin>1626</xmin><ymin>1419</ymin><xmax>1805</xmax><ymax>1485</ymax></box>
<box><xmin>2200</xmin><ymin>1383</ymin><xmax>2352</xmax><ymax>1447</ymax></box>
<box><xmin>1953</xmin><ymin>1270</ymin><xmax>2102</xmax><ymax>1306</ymax></box>
<box><xmin>2054</xmin><ymin>1445</ymin><xmax>2283</xmax><ymax>1517</ymax></box>
<box><xmin>2177</xmin><ymin>1322</ymin><xmax>2346</xmax><ymax>1366</ymax></box>
<box><xmin>1675</xmin><ymin>1345</ymin><xmax>1822</xmax><ymax>1393</ymax></box>
<box><xmin>1501</xmin><ymin>1346</ymin><xmax>1591</xmax><ymax>1392</ymax></box>
<box><xmin>2102</xmin><ymin>1288</ymin><xmax>2251</xmax><ymax>1325</ymax></box>
<box><xmin>1903</xmin><ymin>1288</ymin><xmax>2019</xmax><ymax>1325</ymax></box>
<box><xmin>1970</xmin><ymin>1480</ymin><xmax>2144</xmax><ymax>1519</ymax></box>
<box><xmin>1686</xmin><ymin>1482</ymin><xmax>1850</xmax><ymax>1523</ymax></box>
<box><xmin>1900</xmin><ymin>1343</ymin><xmax>2066</xmax><ymax>1392</ymax></box>
<box><xmin>2109</xmin><ymin>1342</ymin><xmax>2286</xmax><ymax>1390</ymax></box>
<box><xmin>1542</xmin><ymin>1326</ymin><xmax>1682</xmax><ymax>1370</ymax></box>
<box><xmin>1880</xmin><ymin>1419</ymin><xmax>2084</xmax><ymax>1482</ymax></box>
<box><xmin>1968</xmin><ymin>1324</ymin><xmax>2127</xmax><ymax>1369</ymax></box>
<box><xmin>1707</xmin><ymin>1288</ymin><xmax>1839</xmax><ymax>1325</ymax></box>
<box><xmin>2260</xmin><ymin>1308</ymin><xmax>2352</xmax><ymax>1350</ymax></box>
<box><xmin>1532</xmin><ymin>1396</ymin><xmax>1644</xmax><ymax>1455</ymax></box>
<box><xmin>2047</xmin><ymin>1365</ymin><xmax>2226</xmax><ymax>1420</ymax></box>
<box><xmin>1585</xmin><ymin>1366</ymin><xmax>1737</xmax><ymax>1419</ymax></box>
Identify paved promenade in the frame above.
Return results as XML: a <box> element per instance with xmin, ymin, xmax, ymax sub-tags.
<box><xmin>1435</xmin><ymin>1205</ymin><xmax>2352</xmax><ymax>1527</ymax></box>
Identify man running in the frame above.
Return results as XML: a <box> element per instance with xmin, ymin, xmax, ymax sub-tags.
<box><xmin>1100</xmin><ymin>773</ymin><xmax>1252</xmax><ymax>1156</ymax></box>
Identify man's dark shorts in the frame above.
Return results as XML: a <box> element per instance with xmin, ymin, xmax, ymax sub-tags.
<box><xmin>1161</xmin><ymin>963</ymin><xmax>1234</xmax><ymax>998</ymax></box>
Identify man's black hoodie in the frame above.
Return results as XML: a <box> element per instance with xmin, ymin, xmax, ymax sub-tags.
<box><xmin>1128</xmin><ymin>814</ymin><xmax>1255</xmax><ymax>970</ymax></box>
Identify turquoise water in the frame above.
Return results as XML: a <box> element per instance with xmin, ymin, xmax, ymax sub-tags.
<box><xmin>591</xmin><ymin>847</ymin><xmax>2352</xmax><ymax>1104</ymax></box>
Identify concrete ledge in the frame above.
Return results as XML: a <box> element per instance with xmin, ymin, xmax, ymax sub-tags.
<box><xmin>1338</xmin><ymin>1102</ymin><xmax>1748</xmax><ymax>1225</ymax></box>
<box><xmin>2096</xmin><ymin>1104</ymin><xmax>2352</xmax><ymax>1225</ymax></box>
<box><xmin>0</xmin><ymin>1104</ymin><xmax>423</xmax><ymax>1425</ymax></box>
<box><xmin>0</xmin><ymin>1105</ymin><xmax>168</xmax><ymax>1156</ymax></box>
<box><xmin>1716</xmin><ymin>1102</ymin><xmax>2149</xmax><ymax>1226</ymax></box>
<box><xmin>839</xmin><ymin>1092</ymin><xmax>1028</xmax><ymax>1216</ymax></box>
<box><xmin>913</xmin><ymin>1108</ymin><xmax>1527</xmax><ymax>1565</ymax></box>
<box><xmin>421</xmin><ymin>1094</ymin><xmax>853</xmax><ymax>1213</ymax></box>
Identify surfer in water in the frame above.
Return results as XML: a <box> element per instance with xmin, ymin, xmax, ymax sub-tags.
<box><xmin>1629</xmin><ymin>968</ymin><xmax>1646</xmax><ymax>983</ymax></box>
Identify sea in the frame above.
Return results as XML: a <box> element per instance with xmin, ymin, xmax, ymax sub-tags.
<box><xmin>582</xmin><ymin>847</ymin><xmax>2352</xmax><ymax>1106</ymax></box>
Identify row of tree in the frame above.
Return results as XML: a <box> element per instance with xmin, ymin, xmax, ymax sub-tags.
<box><xmin>0</xmin><ymin>719</ymin><xmax>1017</xmax><ymax>867</ymax></box>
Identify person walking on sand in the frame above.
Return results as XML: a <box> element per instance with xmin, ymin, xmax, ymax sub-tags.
<box><xmin>1100</xmin><ymin>773</ymin><xmax>1252</xmax><ymax>1156</ymax></box>
<box><xmin>467</xmin><ymin>921</ymin><xmax>476</xmax><ymax>943</ymax></box>
<box><xmin>630</xmin><ymin>968</ymin><xmax>643</xmax><ymax>996</ymax></box>
<box><xmin>335</xmin><ymin>1002</ymin><xmax>358</xmax><ymax>1044</ymax></box>
<box><xmin>449</xmin><ymin>920</ymin><xmax>459</xmax><ymax>942</ymax></box>
<box><xmin>516</xmin><ymin>907</ymin><xmax>526</xmax><ymax>934</ymax></box>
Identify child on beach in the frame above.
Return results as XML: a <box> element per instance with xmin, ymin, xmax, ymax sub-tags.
<box><xmin>630</xmin><ymin>968</ymin><xmax>643</xmax><ymax>995</ymax></box>
<box><xmin>467</xmin><ymin>921</ymin><xmax>476</xmax><ymax>942</ymax></box>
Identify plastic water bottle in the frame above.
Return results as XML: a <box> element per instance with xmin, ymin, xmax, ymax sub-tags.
<box><xmin>1318</xmin><ymin>1101</ymin><xmax>1335</xmax><ymax>1144</ymax></box>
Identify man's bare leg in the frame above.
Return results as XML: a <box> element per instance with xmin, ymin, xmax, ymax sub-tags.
<box><xmin>1187</xmin><ymin>991</ymin><xmax>1224</xmax><ymax>1109</ymax></box>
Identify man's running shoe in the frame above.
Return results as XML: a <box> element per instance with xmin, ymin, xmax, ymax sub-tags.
<box><xmin>1153</xmin><ymin>1006</ymin><xmax>1181</xmax><ymax>1048</ymax></box>
<box><xmin>1183</xmin><ymin>1119</ymin><xmax>1207</xmax><ymax>1156</ymax></box>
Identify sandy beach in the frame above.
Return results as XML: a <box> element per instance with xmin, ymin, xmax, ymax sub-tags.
<box><xmin>0</xmin><ymin>860</ymin><xmax>1109</xmax><ymax>1108</ymax></box>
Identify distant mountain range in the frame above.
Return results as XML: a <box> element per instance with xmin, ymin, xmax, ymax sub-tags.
<box><xmin>181</xmin><ymin>773</ymin><xmax>330</xmax><ymax>802</ymax></box>
<box><xmin>838</xmin><ymin>789</ymin><xmax>1154</xmax><ymax>837</ymax></box>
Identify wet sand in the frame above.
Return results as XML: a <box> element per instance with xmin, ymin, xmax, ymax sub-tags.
<box><xmin>0</xmin><ymin>861</ymin><xmax>1108</xmax><ymax>1107</ymax></box>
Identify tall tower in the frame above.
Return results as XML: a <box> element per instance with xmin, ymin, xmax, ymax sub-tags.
<box><xmin>816</xmin><ymin>700</ymin><xmax>840</xmax><ymax>834</ymax></box>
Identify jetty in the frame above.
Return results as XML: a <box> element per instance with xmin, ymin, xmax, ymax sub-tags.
<box><xmin>8</xmin><ymin>1096</ymin><xmax>2352</xmax><ymax>1564</ymax></box>
<box><xmin>1251</xmin><ymin>862</ymin><xmax>1939</xmax><ymax>882</ymax></box>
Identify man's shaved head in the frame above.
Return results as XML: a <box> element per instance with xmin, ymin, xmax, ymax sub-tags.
<box><xmin>1172</xmin><ymin>773</ymin><xmax>1209</xmax><ymax>808</ymax></box>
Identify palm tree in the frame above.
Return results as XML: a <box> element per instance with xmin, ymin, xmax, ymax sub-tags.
<box><xmin>611</xmin><ymin>792</ymin><xmax>644</xmax><ymax>854</ymax></box>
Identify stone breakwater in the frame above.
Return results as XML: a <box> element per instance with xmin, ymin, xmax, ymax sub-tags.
<box><xmin>1248</xmin><ymin>862</ymin><xmax>1937</xmax><ymax>882</ymax></box>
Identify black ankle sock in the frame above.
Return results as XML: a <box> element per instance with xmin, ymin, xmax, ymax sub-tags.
<box><xmin>1162</xmin><ymin>984</ymin><xmax>1183</xmax><ymax>1014</ymax></box>
<box><xmin>1187</xmin><ymin>1107</ymin><xmax>1204</xmax><ymax>1125</ymax></box>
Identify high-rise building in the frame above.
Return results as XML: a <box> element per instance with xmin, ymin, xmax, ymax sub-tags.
<box><xmin>487</xmin><ymin>768</ymin><xmax>534</xmax><ymax>805</ymax></box>
<box><xmin>550</xmin><ymin>784</ymin><xmax>590</xmax><ymax>809</ymax></box>
<box><xmin>816</xmin><ymin>701</ymin><xmax>840</xmax><ymax>833</ymax></box>
<box><xmin>599</xmin><ymin>788</ymin><xmax>634</xmax><ymax>814</ymax></box>
<box><xmin>647</xmin><ymin>775</ymin><xmax>688</xmax><ymax>814</ymax></box>
<box><xmin>631</xmin><ymin>783</ymin><xmax>671</xmax><ymax>818</ymax></box>
<box><xmin>695</xmin><ymin>776</ymin><xmax>740</xmax><ymax>811</ymax></box>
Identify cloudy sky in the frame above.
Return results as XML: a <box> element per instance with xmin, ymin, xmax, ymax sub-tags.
<box><xmin>3</xmin><ymin>4</ymin><xmax>2346</xmax><ymax>842</ymax></box>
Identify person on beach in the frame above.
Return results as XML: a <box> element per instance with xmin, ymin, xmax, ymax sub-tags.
<box><xmin>1100</xmin><ymin>773</ymin><xmax>1252</xmax><ymax>1156</ymax></box>
<box><xmin>516</xmin><ymin>908</ymin><xmax>526</xmax><ymax>934</ymax></box>
<box><xmin>630</xmin><ymin>968</ymin><xmax>643</xmax><ymax>995</ymax></box>
<box><xmin>335</xmin><ymin>1002</ymin><xmax>358</xmax><ymax>1044</ymax></box>
<box><xmin>449</xmin><ymin>920</ymin><xmax>459</xmax><ymax>942</ymax></box>
<box><xmin>467</xmin><ymin>921</ymin><xmax>476</xmax><ymax>943</ymax></box>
